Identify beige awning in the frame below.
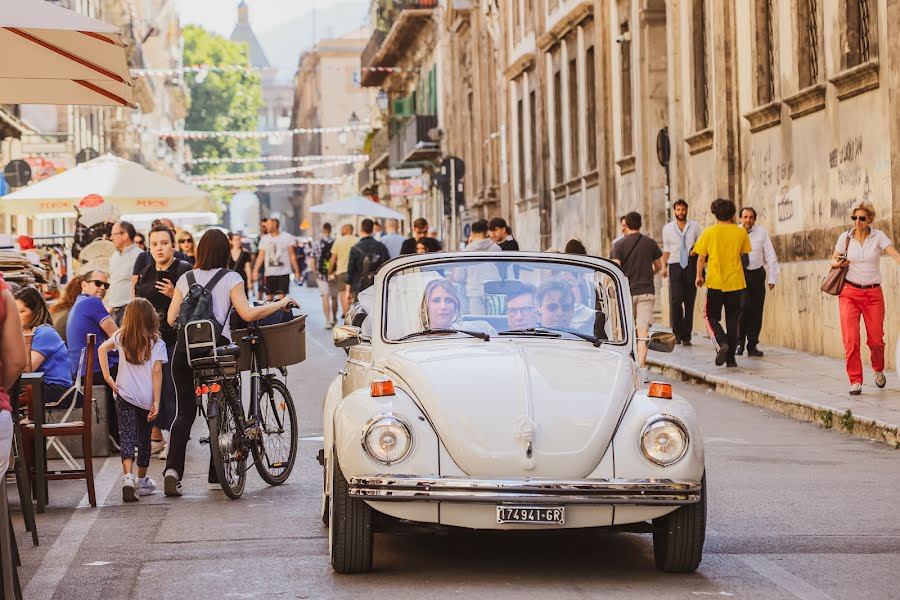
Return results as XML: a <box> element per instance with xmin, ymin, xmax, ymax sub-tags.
<box><xmin>0</xmin><ymin>0</ymin><xmax>134</xmax><ymax>107</ymax></box>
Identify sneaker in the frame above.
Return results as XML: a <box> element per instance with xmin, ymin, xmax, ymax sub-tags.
<box><xmin>158</xmin><ymin>445</ymin><xmax>168</xmax><ymax>460</ymax></box>
<box><xmin>208</xmin><ymin>483</ymin><xmax>223</xmax><ymax>491</ymax></box>
<box><xmin>735</xmin><ymin>346</ymin><xmax>744</xmax><ymax>356</ymax></box>
<box><xmin>122</xmin><ymin>474</ymin><xmax>138</xmax><ymax>502</ymax></box>
<box><xmin>639</xmin><ymin>367</ymin><xmax>650</xmax><ymax>384</ymax></box>
<box><xmin>325</xmin><ymin>322</ymin><xmax>333</xmax><ymax>330</ymax></box>
<box><xmin>682</xmin><ymin>340</ymin><xmax>692</xmax><ymax>347</ymax></box>
<box><xmin>715</xmin><ymin>344</ymin><xmax>730</xmax><ymax>366</ymax></box>
<box><xmin>163</xmin><ymin>469</ymin><xmax>183</xmax><ymax>497</ymax></box>
<box><xmin>874</xmin><ymin>372</ymin><xmax>886</xmax><ymax>388</ymax></box>
<box><xmin>151</xmin><ymin>439</ymin><xmax>165</xmax><ymax>456</ymax></box>
<box><xmin>138</xmin><ymin>476</ymin><xmax>157</xmax><ymax>496</ymax></box>
<box><xmin>726</xmin><ymin>361</ymin><xmax>738</xmax><ymax>368</ymax></box>
<box><xmin>849</xmin><ymin>383</ymin><xmax>862</xmax><ymax>395</ymax></box>
<box><xmin>747</xmin><ymin>348</ymin><xmax>764</xmax><ymax>357</ymax></box>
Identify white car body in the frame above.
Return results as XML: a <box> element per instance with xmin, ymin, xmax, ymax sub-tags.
<box><xmin>322</xmin><ymin>252</ymin><xmax>706</xmax><ymax>573</ymax></box>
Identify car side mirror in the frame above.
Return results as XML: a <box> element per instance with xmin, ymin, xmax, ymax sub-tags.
<box><xmin>647</xmin><ymin>331</ymin><xmax>676</xmax><ymax>353</ymax></box>
<box><xmin>333</xmin><ymin>325</ymin><xmax>362</xmax><ymax>349</ymax></box>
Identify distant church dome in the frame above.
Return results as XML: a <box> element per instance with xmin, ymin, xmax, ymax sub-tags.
<box><xmin>230</xmin><ymin>1</ymin><xmax>270</xmax><ymax>69</ymax></box>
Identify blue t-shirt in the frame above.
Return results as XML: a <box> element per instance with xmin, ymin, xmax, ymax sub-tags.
<box><xmin>31</xmin><ymin>325</ymin><xmax>73</xmax><ymax>388</ymax></box>
<box><xmin>66</xmin><ymin>294</ymin><xmax>116</xmax><ymax>375</ymax></box>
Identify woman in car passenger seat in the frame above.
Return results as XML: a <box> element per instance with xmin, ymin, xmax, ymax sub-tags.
<box><xmin>420</xmin><ymin>279</ymin><xmax>496</xmax><ymax>336</ymax></box>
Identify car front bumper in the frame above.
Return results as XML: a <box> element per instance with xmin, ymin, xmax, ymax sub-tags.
<box><xmin>348</xmin><ymin>476</ymin><xmax>702</xmax><ymax>506</ymax></box>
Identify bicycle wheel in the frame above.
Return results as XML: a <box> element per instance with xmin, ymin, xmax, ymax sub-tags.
<box><xmin>252</xmin><ymin>377</ymin><xmax>298</xmax><ymax>485</ymax></box>
<box><xmin>209</xmin><ymin>393</ymin><xmax>247</xmax><ymax>499</ymax></box>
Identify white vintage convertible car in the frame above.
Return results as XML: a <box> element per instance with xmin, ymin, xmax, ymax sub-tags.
<box><xmin>321</xmin><ymin>251</ymin><xmax>705</xmax><ymax>574</ymax></box>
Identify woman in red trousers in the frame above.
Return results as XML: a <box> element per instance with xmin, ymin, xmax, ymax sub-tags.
<box><xmin>831</xmin><ymin>201</ymin><xmax>900</xmax><ymax>395</ymax></box>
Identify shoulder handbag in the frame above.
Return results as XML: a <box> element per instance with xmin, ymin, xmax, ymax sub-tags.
<box><xmin>821</xmin><ymin>231</ymin><xmax>852</xmax><ymax>296</ymax></box>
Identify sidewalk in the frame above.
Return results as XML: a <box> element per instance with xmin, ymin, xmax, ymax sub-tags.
<box><xmin>646</xmin><ymin>336</ymin><xmax>900</xmax><ymax>448</ymax></box>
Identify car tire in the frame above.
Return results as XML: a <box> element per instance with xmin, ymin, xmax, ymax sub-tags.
<box><xmin>329</xmin><ymin>455</ymin><xmax>373</xmax><ymax>573</ymax></box>
<box><xmin>652</xmin><ymin>474</ymin><xmax>706</xmax><ymax>573</ymax></box>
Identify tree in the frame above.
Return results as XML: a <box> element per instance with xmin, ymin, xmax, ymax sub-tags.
<box><xmin>182</xmin><ymin>25</ymin><xmax>264</xmax><ymax>201</ymax></box>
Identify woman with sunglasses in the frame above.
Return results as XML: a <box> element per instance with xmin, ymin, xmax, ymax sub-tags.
<box><xmin>177</xmin><ymin>233</ymin><xmax>196</xmax><ymax>265</ymax></box>
<box><xmin>831</xmin><ymin>201</ymin><xmax>900</xmax><ymax>395</ymax></box>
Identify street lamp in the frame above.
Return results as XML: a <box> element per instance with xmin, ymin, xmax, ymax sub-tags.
<box><xmin>376</xmin><ymin>89</ymin><xmax>389</xmax><ymax>112</ymax></box>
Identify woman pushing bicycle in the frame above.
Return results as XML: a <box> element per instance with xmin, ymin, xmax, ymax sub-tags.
<box><xmin>162</xmin><ymin>229</ymin><xmax>297</xmax><ymax>497</ymax></box>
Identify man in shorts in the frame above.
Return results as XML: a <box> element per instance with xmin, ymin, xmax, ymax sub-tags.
<box><xmin>329</xmin><ymin>223</ymin><xmax>359</xmax><ymax>317</ymax></box>
<box><xmin>253</xmin><ymin>217</ymin><xmax>301</xmax><ymax>296</ymax></box>
<box><xmin>312</xmin><ymin>223</ymin><xmax>338</xmax><ymax>329</ymax></box>
<box><xmin>611</xmin><ymin>211</ymin><xmax>663</xmax><ymax>370</ymax></box>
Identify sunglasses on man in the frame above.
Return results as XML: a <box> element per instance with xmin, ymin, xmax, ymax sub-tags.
<box><xmin>88</xmin><ymin>279</ymin><xmax>110</xmax><ymax>289</ymax></box>
<box><xmin>544</xmin><ymin>302</ymin><xmax>574</xmax><ymax>313</ymax></box>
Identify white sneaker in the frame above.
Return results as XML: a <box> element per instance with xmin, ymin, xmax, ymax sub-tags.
<box><xmin>163</xmin><ymin>469</ymin><xmax>183</xmax><ymax>497</ymax></box>
<box><xmin>151</xmin><ymin>439</ymin><xmax>165</xmax><ymax>456</ymax></box>
<box><xmin>874</xmin><ymin>372</ymin><xmax>886</xmax><ymax>388</ymax></box>
<box><xmin>158</xmin><ymin>445</ymin><xmax>168</xmax><ymax>460</ymax></box>
<box><xmin>849</xmin><ymin>383</ymin><xmax>862</xmax><ymax>395</ymax></box>
<box><xmin>138</xmin><ymin>476</ymin><xmax>157</xmax><ymax>496</ymax></box>
<box><xmin>122</xmin><ymin>474</ymin><xmax>138</xmax><ymax>502</ymax></box>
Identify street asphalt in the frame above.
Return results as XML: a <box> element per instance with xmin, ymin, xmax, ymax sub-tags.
<box><xmin>9</xmin><ymin>284</ymin><xmax>900</xmax><ymax>600</ymax></box>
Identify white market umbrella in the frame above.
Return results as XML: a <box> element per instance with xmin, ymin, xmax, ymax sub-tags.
<box><xmin>0</xmin><ymin>0</ymin><xmax>135</xmax><ymax>107</ymax></box>
<box><xmin>309</xmin><ymin>196</ymin><xmax>405</xmax><ymax>220</ymax></box>
<box><xmin>0</xmin><ymin>154</ymin><xmax>212</xmax><ymax>218</ymax></box>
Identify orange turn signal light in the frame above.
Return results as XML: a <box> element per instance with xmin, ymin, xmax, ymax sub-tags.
<box><xmin>648</xmin><ymin>382</ymin><xmax>673</xmax><ymax>399</ymax></box>
<box><xmin>370</xmin><ymin>379</ymin><xmax>396</xmax><ymax>397</ymax></box>
<box><xmin>210</xmin><ymin>384</ymin><xmax>221</xmax><ymax>393</ymax></box>
<box><xmin>195</xmin><ymin>386</ymin><xmax>202</xmax><ymax>397</ymax></box>
<box><xmin>200</xmin><ymin>384</ymin><xmax>210</xmax><ymax>394</ymax></box>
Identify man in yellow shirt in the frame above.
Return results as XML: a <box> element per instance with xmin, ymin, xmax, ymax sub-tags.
<box><xmin>329</xmin><ymin>223</ymin><xmax>360</xmax><ymax>317</ymax></box>
<box><xmin>694</xmin><ymin>198</ymin><xmax>751</xmax><ymax>367</ymax></box>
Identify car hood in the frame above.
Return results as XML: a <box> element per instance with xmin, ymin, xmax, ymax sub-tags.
<box><xmin>384</xmin><ymin>339</ymin><xmax>635</xmax><ymax>478</ymax></box>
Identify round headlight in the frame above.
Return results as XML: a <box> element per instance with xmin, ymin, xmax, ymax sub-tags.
<box><xmin>640</xmin><ymin>417</ymin><xmax>689</xmax><ymax>466</ymax></box>
<box><xmin>362</xmin><ymin>415</ymin><xmax>413</xmax><ymax>465</ymax></box>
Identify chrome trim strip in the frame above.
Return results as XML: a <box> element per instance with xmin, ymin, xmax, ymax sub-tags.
<box><xmin>348</xmin><ymin>476</ymin><xmax>701</xmax><ymax>505</ymax></box>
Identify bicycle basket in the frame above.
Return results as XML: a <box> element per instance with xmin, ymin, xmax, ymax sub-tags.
<box><xmin>232</xmin><ymin>314</ymin><xmax>307</xmax><ymax>372</ymax></box>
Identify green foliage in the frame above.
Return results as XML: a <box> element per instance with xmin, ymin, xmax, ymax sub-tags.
<box><xmin>182</xmin><ymin>25</ymin><xmax>264</xmax><ymax>204</ymax></box>
<box><xmin>817</xmin><ymin>409</ymin><xmax>833</xmax><ymax>429</ymax></box>
<box><xmin>840</xmin><ymin>409</ymin><xmax>854</xmax><ymax>433</ymax></box>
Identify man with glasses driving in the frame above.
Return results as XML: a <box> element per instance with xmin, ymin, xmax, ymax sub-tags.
<box><xmin>66</xmin><ymin>270</ymin><xmax>121</xmax><ymax>447</ymax></box>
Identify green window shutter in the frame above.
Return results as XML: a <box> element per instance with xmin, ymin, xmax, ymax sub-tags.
<box><xmin>427</xmin><ymin>66</ymin><xmax>437</xmax><ymax>115</ymax></box>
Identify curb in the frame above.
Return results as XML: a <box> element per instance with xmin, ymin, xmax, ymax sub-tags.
<box><xmin>647</xmin><ymin>359</ymin><xmax>900</xmax><ymax>449</ymax></box>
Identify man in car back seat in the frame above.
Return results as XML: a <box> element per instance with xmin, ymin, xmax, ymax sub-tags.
<box><xmin>537</xmin><ymin>280</ymin><xmax>576</xmax><ymax>330</ymax></box>
<box><xmin>506</xmin><ymin>285</ymin><xmax>538</xmax><ymax>330</ymax></box>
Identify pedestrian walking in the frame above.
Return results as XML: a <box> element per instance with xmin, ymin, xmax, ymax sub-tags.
<box><xmin>489</xmin><ymin>217</ymin><xmax>519</xmax><ymax>251</ymax></box>
<box><xmin>176</xmin><ymin>231</ymin><xmax>196</xmax><ymax>264</ymax></box>
<box><xmin>97</xmin><ymin>298</ymin><xmax>167</xmax><ymax>502</ymax></box>
<box><xmin>564</xmin><ymin>239</ymin><xmax>587</xmax><ymax>255</ymax></box>
<box><xmin>0</xmin><ymin>273</ymin><xmax>28</xmax><ymax>485</ymax></box>
<box><xmin>831</xmin><ymin>201</ymin><xmax>900</xmax><ymax>395</ymax></box>
<box><xmin>329</xmin><ymin>224</ymin><xmax>359</xmax><ymax>318</ymax></box>
<box><xmin>162</xmin><ymin>230</ymin><xmax>296</xmax><ymax>497</ymax></box>
<box><xmin>660</xmin><ymin>199</ymin><xmax>701</xmax><ymax>346</ymax></box>
<box><xmin>253</xmin><ymin>217</ymin><xmax>301</xmax><ymax>296</ymax></box>
<box><xmin>736</xmin><ymin>207</ymin><xmax>779</xmax><ymax>357</ymax></box>
<box><xmin>346</xmin><ymin>219</ymin><xmax>390</xmax><ymax>305</ymax></box>
<box><xmin>134</xmin><ymin>224</ymin><xmax>192</xmax><ymax>459</ymax></box>
<box><xmin>312</xmin><ymin>223</ymin><xmax>338</xmax><ymax>329</ymax></box>
<box><xmin>379</xmin><ymin>219</ymin><xmax>406</xmax><ymax>259</ymax></box>
<box><xmin>693</xmin><ymin>198</ymin><xmax>751</xmax><ymax>368</ymax></box>
<box><xmin>611</xmin><ymin>212</ymin><xmax>663</xmax><ymax>369</ymax></box>
<box><xmin>108</xmin><ymin>220</ymin><xmax>142</xmax><ymax>325</ymax></box>
<box><xmin>131</xmin><ymin>218</ymin><xmax>191</xmax><ymax>290</ymax></box>
<box><xmin>400</xmin><ymin>218</ymin><xmax>442</xmax><ymax>255</ymax></box>
<box><xmin>227</xmin><ymin>233</ymin><xmax>252</xmax><ymax>295</ymax></box>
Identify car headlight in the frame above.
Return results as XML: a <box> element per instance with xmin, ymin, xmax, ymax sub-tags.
<box><xmin>362</xmin><ymin>415</ymin><xmax>413</xmax><ymax>465</ymax></box>
<box><xmin>640</xmin><ymin>417</ymin><xmax>688</xmax><ymax>466</ymax></box>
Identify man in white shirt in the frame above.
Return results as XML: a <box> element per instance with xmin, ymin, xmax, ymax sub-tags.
<box><xmin>108</xmin><ymin>221</ymin><xmax>143</xmax><ymax>325</ymax></box>
<box><xmin>660</xmin><ymin>200</ymin><xmax>701</xmax><ymax>346</ymax></box>
<box><xmin>737</xmin><ymin>207</ymin><xmax>779</xmax><ymax>357</ymax></box>
<box><xmin>252</xmin><ymin>217</ymin><xmax>301</xmax><ymax>296</ymax></box>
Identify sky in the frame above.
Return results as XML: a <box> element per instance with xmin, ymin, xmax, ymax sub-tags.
<box><xmin>172</xmin><ymin>0</ymin><xmax>354</xmax><ymax>38</ymax></box>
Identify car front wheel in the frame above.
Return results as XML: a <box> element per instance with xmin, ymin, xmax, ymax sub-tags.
<box><xmin>329</xmin><ymin>454</ymin><xmax>373</xmax><ymax>573</ymax></box>
<box><xmin>652</xmin><ymin>474</ymin><xmax>706</xmax><ymax>573</ymax></box>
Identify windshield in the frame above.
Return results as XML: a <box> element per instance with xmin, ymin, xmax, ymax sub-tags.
<box><xmin>383</xmin><ymin>257</ymin><xmax>626</xmax><ymax>345</ymax></box>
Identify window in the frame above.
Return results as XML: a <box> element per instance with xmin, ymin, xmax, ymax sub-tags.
<box><xmin>585</xmin><ymin>46</ymin><xmax>597</xmax><ymax>171</ymax></box>
<box><xmin>692</xmin><ymin>0</ymin><xmax>709</xmax><ymax>130</ymax></box>
<box><xmin>553</xmin><ymin>69</ymin><xmax>564</xmax><ymax>185</ymax></box>
<box><xmin>797</xmin><ymin>0</ymin><xmax>820</xmax><ymax>88</ymax></box>
<box><xmin>619</xmin><ymin>20</ymin><xmax>633</xmax><ymax>157</ymax></box>
<box><xmin>529</xmin><ymin>88</ymin><xmax>537</xmax><ymax>194</ymax></box>
<box><xmin>568</xmin><ymin>57</ymin><xmax>580</xmax><ymax>177</ymax></box>
<box><xmin>755</xmin><ymin>0</ymin><xmax>776</xmax><ymax>104</ymax></box>
<box><xmin>517</xmin><ymin>97</ymin><xmax>526</xmax><ymax>196</ymax></box>
<box><xmin>845</xmin><ymin>0</ymin><xmax>874</xmax><ymax>68</ymax></box>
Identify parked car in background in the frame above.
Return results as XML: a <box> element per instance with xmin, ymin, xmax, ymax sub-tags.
<box><xmin>321</xmin><ymin>252</ymin><xmax>706</xmax><ymax>574</ymax></box>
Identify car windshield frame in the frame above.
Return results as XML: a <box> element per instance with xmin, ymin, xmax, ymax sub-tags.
<box><xmin>378</xmin><ymin>253</ymin><xmax>631</xmax><ymax>348</ymax></box>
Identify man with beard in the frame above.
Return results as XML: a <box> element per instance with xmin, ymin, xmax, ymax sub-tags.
<box><xmin>661</xmin><ymin>199</ymin><xmax>701</xmax><ymax>346</ymax></box>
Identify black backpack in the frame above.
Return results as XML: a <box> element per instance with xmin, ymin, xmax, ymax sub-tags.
<box><xmin>175</xmin><ymin>270</ymin><xmax>229</xmax><ymax>352</ymax></box>
<box><xmin>317</xmin><ymin>239</ymin><xmax>334</xmax><ymax>276</ymax></box>
<box><xmin>359</xmin><ymin>248</ymin><xmax>386</xmax><ymax>290</ymax></box>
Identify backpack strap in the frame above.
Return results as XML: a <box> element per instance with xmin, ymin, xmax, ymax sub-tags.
<box><xmin>204</xmin><ymin>268</ymin><xmax>229</xmax><ymax>293</ymax></box>
<box><xmin>186</xmin><ymin>271</ymin><xmax>196</xmax><ymax>287</ymax></box>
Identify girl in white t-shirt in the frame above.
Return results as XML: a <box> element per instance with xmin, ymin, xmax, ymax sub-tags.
<box><xmin>98</xmin><ymin>298</ymin><xmax>168</xmax><ymax>502</ymax></box>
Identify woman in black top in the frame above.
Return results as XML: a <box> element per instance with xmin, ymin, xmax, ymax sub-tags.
<box><xmin>227</xmin><ymin>232</ymin><xmax>252</xmax><ymax>294</ymax></box>
<box><xmin>134</xmin><ymin>224</ymin><xmax>192</xmax><ymax>452</ymax></box>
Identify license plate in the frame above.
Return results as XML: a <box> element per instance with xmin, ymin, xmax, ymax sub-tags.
<box><xmin>496</xmin><ymin>506</ymin><xmax>565</xmax><ymax>525</ymax></box>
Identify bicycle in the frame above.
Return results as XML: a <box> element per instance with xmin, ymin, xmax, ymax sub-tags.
<box><xmin>186</xmin><ymin>305</ymin><xmax>302</xmax><ymax>499</ymax></box>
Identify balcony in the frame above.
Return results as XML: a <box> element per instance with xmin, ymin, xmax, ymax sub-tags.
<box><xmin>358</xmin><ymin>166</ymin><xmax>374</xmax><ymax>193</ymax></box>
<box><xmin>368</xmin><ymin>127</ymin><xmax>389</xmax><ymax>169</ymax></box>
<box><xmin>389</xmin><ymin>115</ymin><xmax>439</xmax><ymax>165</ymax></box>
<box><xmin>360</xmin><ymin>0</ymin><xmax>439</xmax><ymax>87</ymax></box>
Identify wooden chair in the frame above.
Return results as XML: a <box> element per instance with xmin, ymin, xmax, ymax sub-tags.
<box><xmin>22</xmin><ymin>334</ymin><xmax>97</xmax><ymax>508</ymax></box>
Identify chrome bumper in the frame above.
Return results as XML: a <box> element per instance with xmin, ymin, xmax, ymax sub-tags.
<box><xmin>348</xmin><ymin>476</ymin><xmax>702</xmax><ymax>506</ymax></box>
